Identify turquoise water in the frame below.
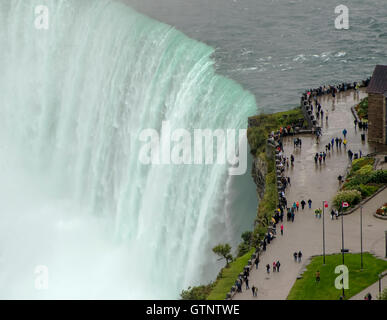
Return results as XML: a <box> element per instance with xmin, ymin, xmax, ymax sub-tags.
<box><xmin>127</xmin><ymin>0</ymin><xmax>387</xmax><ymax>113</ymax></box>
<box><xmin>0</xmin><ymin>0</ymin><xmax>257</xmax><ymax>298</ymax></box>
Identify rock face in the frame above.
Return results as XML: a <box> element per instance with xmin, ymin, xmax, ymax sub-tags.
<box><xmin>252</xmin><ymin>154</ymin><xmax>267</xmax><ymax>199</ymax></box>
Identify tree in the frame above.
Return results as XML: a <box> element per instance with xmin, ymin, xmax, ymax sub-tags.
<box><xmin>212</xmin><ymin>244</ymin><xmax>233</xmax><ymax>266</ymax></box>
<box><xmin>241</xmin><ymin>231</ymin><xmax>252</xmax><ymax>244</ymax></box>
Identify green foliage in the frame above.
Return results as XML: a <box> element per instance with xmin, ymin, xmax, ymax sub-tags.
<box><xmin>355</xmin><ymin>97</ymin><xmax>368</xmax><ymax>120</ymax></box>
<box><xmin>287</xmin><ymin>253</ymin><xmax>387</xmax><ymax>300</ymax></box>
<box><xmin>241</xmin><ymin>231</ymin><xmax>252</xmax><ymax>244</ymax></box>
<box><xmin>333</xmin><ymin>190</ymin><xmax>362</xmax><ymax>209</ymax></box>
<box><xmin>350</xmin><ymin>157</ymin><xmax>374</xmax><ymax>174</ymax></box>
<box><xmin>357</xmin><ymin>164</ymin><xmax>373</xmax><ymax>176</ymax></box>
<box><xmin>180</xmin><ymin>283</ymin><xmax>215</xmax><ymax>300</ymax></box>
<box><xmin>247</xmin><ymin>107</ymin><xmax>305</xmax><ymax>156</ymax></box>
<box><xmin>338</xmin><ymin>157</ymin><xmax>386</xmax><ymax>207</ymax></box>
<box><xmin>352</xmin><ymin>184</ymin><xmax>380</xmax><ymax>198</ymax></box>
<box><xmin>237</xmin><ymin>242</ymin><xmax>250</xmax><ymax>257</ymax></box>
<box><xmin>247</xmin><ymin>127</ymin><xmax>266</xmax><ymax>155</ymax></box>
<box><xmin>206</xmin><ymin>249</ymin><xmax>255</xmax><ymax>300</ymax></box>
<box><xmin>212</xmin><ymin>244</ymin><xmax>233</xmax><ymax>266</ymax></box>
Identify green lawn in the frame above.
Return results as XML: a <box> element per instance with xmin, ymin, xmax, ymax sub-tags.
<box><xmin>206</xmin><ymin>248</ymin><xmax>255</xmax><ymax>300</ymax></box>
<box><xmin>287</xmin><ymin>253</ymin><xmax>387</xmax><ymax>300</ymax></box>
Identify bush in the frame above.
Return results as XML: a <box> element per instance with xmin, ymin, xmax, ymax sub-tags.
<box><xmin>368</xmin><ymin>170</ymin><xmax>387</xmax><ymax>184</ymax></box>
<box><xmin>333</xmin><ymin>190</ymin><xmax>362</xmax><ymax>209</ymax></box>
<box><xmin>350</xmin><ymin>157</ymin><xmax>374</xmax><ymax>173</ymax></box>
<box><xmin>180</xmin><ymin>283</ymin><xmax>215</xmax><ymax>300</ymax></box>
<box><xmin>241</xmin><ymin>231</ymin><xmax>252</xmax><ymax>244</ymax></box>
<box><xmin>237</xmin><ymin>242</ymin><xmax>250</xmax><ymax>257</ymax></box>
<box><xmin>357</xmin><ymin>164</ymin><xmax>373</xmax><ymax>176</ymax></box>
<box><xmin>352</xmin><ymin>184</ymin><xmax>379</xmax><ymax>198</ymax></box>
<box><xmin>355</xmin><ymin>97</ymin><xmax>368</xmax><ymax>120</ymax></box>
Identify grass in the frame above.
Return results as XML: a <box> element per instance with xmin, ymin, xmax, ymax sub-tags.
<box><xmin>287</xmin><ymin>253</ymin><xmax>387</xmax><ymax>300</ymax></box>
<box><xmin>206</xmin><ymin>248</ymin><xmax>255</xmax><ymax>300</ymax></box>
<box><xmin>247</xmin><ymin>107</ymin><xmax>306</xmax><ymax>156</ymax></box>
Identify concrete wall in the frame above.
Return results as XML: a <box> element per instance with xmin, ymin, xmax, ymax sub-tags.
<box><xmin>368</xmin><ymin>93</ymin><xmax>386</xmax><ymax>144</ymax></box>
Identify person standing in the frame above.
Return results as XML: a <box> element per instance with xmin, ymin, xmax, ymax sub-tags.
<box><xmin>293</xmin><ymin>252</ymin><xmax>298</xmax><ymax>262</ymax></box>
<box><xmin>308</xmin><ymin>199</ymin><xmax>312</xmax><ymax>209</ymax></box>
<box><xmin>343</xmin><ymin>128</ymin><xmax>347</xmax><ymax>138</ymax></box>
<box><xmin>254</xmin><ymin>256</ymin><xmax>260</xmax><ymax>269</ymax></box>
<box><xmin>251</xmin><ymin>285</ymin><xmax>256</xmax><ymax>297</ymax></box>
<box><xmin>276</xmin><ymin>261</ymin><xmax>281</xmax><ymax>272</ymax></box>
<box><xmin>266</xmin><ymin>264</ymin><xmax>270</xmax><ymax>274</ymax></box>
<box><xmin>298</xmin><ymin>251</ymin><xmax>302</xmax><ymax>263</ymax></box>
<box><xmin>301</xmin><ymin>200</ymin><xmax>306</xmax><ymax>210</ymax></box>
<box><xmin>316</xmin><ymin>270</ymin><xmax>320</xmax><ymax>283</ymax></box>
<box><xmin>280</xmin><ymin>224</ymin><xmax>284</xmax><ymax>236</ymax></box>
<box><xmin>296</xmin><ymin>201</ymin><xmax>299</xmax><ymax>211</ymax></box>
<box><xmin>273</xmin><ymin>261</ymin><xmax>277</xmax><ymax>272</ymax></box>
<box><xmin>245</xmin><ymin>277</ymin><xmax>249</xmax><ymax>290</ymax></box>
<box><xmin>348</xmin><ymin>149</ymin><xmax>353</xmax><ymax>161</ymax></box>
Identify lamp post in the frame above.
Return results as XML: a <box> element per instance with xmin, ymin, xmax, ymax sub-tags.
<box><xmin>322</xmin><ymin>201</ymin><xmax>327</xmax><ymax>265</ymax></box>
<box><xmin>360</xmin><ymin>205</ymin><xmax>363</xmax><ymax>270</ymax></box>
<box><xmin>385</xmin><ymin>230</ymin><xmax>387</xmax><ymax>258</ymax></box>
<box><xmin>379</xmin><ymin>274</ymin><xmax>382</xmax><ymax>296</ymax></box>
<box><xmin>341</xmin><ymin>206</ymin><xmax>345</xmax><ymax>298</ymax></box>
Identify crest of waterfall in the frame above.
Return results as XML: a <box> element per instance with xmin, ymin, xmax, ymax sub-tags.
<box><xmin>0</xmin><ymin>0</ymin><xmax>256</xmax><ymax>298</ymax></box>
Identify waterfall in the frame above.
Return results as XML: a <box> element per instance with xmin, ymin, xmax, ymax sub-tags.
<box><xmin>0</xmin><ymin>0</ymin><xmax>256</xmax><ymax>299</ymax></box>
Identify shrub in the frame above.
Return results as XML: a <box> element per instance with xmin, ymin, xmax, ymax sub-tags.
<box><xmin>353</xmin><ymin>184</ymin><xmax>379</xmax><ymax>198</ymax></box>
<box><xmin>357</xmin><ymin>164</ymin><xmax>373</xmax><ymax>176</ymax></box>
<box><xmin>333</xmin><ymin>190</ymin><xmax>362</xmax><ymax>209</ymax></box>
<box><xmin>368</xmin><ymin>170</ymin><xmax>387</xmax><ymax>184</ymax></box>
<box><xmin>180</xmin><ymin>283</ymin><xmax>215</xmax><ymax>300</ymax></box>
<box><xmin>212</xmin><ymin>244</ymin><xmax>233</xmax><ymax>266</ymax></box>
<box><xmin>350</xmin><ymin>157</ymin><xmax>374</xmax><ymax>173</ymax></box>
<box><xmin>241</xmin><ymin>231</ymin><xmax>252</xmax><ymax>244</ymax></box>
<box><xmin>237</xmin><ymin>242</ymin><xmax>250</xmax><ymax>257</ymax></box>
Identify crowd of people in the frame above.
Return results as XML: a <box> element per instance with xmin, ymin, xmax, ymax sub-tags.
<box><xmin>236</xmin><ymin>79</ymin><xmax>371</xmax><ymax>300</ymax></box>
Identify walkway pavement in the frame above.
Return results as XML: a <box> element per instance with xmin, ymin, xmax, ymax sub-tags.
<box><xmin>350</xmin><ymin>276</ymin><xmax>387</xmax><ymax>300</ymax></box>
<box><xmin>234</xmin><ymin>89</ymin><xmax>387</xmax><ymax>300</ymax></box>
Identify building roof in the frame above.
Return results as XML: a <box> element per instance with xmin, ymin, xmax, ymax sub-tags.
<box><xmin>367</xmin><ymin>65</ymin><xmax>387</xmax><ymax>94</ymax></box>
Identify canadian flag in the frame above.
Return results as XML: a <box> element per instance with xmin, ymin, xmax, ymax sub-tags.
<box><xmin>342</xmin><ymin>202</ymin><xmax>349</xmax><ymax>208</ymax></box>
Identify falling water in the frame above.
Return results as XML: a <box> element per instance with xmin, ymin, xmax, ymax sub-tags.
<box><xmin>0</xmin><ymin>0</ymin><xmax>256</xmax><ymax>299</ymax></box>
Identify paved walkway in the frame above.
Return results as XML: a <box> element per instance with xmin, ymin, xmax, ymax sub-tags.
<box><xmin>234</xmin><ymin>89</ymin><xmax>387</xmax><ymax>300</ymax></box>
<box><xmin>350</xmin><ymin>276</ymin><xmax>387</xmax><ymax>300</ymax></box>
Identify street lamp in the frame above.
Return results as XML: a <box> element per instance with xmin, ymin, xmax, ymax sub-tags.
<box><xmin>385</xmin><ymin>230</ymin><xmax>387</xmax><ymax>258</ymax></box>
<box><xmin>360</xmin><ymin>205</ymin><xmax>363</xmax><ymax>270</ymax></box>
<box><xmin>322</xmin><ymin>201</ymin><xmax>327</xmax><ymax>264</ymax></box>
<box><xmin>341</xmin><ymin>206</ymin><xmax>345</xmax><ymax>298</ymax></box>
